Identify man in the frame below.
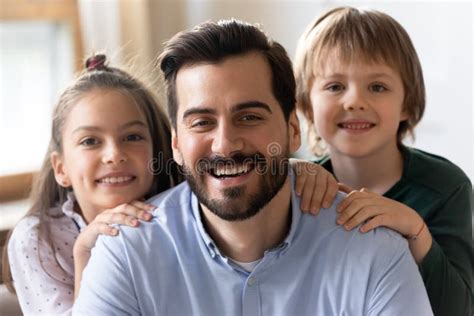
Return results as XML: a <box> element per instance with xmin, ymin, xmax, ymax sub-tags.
<box><xmin>73</xmin><ymin>19</ymin><xmax>432</xmax><ymax>315</ymax></box>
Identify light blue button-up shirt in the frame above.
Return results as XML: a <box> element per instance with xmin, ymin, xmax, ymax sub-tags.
<box><xmin>73</xmin><ymin>173</ymin><xmax>432</xmax><ymax>315</ymax></box>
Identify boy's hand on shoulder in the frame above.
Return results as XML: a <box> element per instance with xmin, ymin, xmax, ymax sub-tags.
<box><xmin>336</xmin><ymin>184</ymin><xmax>424</xmax><ymax>237</ymax></box>
<box><xmin>291</xmin><ymin>158</ymin><xmax>339</xmax><ymax>215</ymax></box>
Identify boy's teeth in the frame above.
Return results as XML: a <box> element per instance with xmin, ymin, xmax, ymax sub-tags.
<box><xmin>99</xmin><ymin>176</ymin><xmax>133</xmax><ymax>183</ymax></box>
<box><xmin>215</xmin><ymin>165</ymin><xmax>249</xmax><ymax>177</ymax></box>
<box><xmin>341</xmin><ymin>123</ymin><xmax>372</xmax><ymax>129</ymax></box>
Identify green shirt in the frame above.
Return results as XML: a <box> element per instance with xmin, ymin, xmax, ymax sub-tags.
<box><xmin>318</xmin><ymin>147</ymin><xmax>472</xmax><ymax>316</ymax></box>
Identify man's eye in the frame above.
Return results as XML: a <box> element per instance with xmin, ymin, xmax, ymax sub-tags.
<box><xmin>240</xmin><ymin>115</ymin><xmax>262</xmax><ymax>122</ymax></box>
<box><xmin>191</xmin><ymin>120</ymin><xmax>213</xmax><ymax>128</ymax></box>
<box><xmin>125</xmin><ymin>134</ymin><xmax>144</xmax><ymax>141</ymax></box>
<box><xmin>370</xmin><ymin>84</ymin><xmax>387</xmax><ymax>92</ymax></box>
<box><xmin>80</xmin><ymin>138</ymin><xmax>99</xmax><ymax>146</ymax></box>
<box><xmin>326</xmin><ymin>83</ymin><xmax>344</xmax><ymax>92</ymax></box>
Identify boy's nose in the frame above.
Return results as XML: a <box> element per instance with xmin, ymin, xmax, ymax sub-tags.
<box><xmin>211</xmin><ymin>123</ymin><xmax>244</xmax><ymax>157</ymax></box>
<box><xmin>343</xmin><ymin>89</ymin><xmax>368</xmax><ymax>111</ymax></box>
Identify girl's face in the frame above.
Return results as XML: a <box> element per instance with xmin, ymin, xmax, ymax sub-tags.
<box><xmin>309</xmin><ymin>55</ymin><xmax>407</xmax><ymax>159</ymax></box>
<box><xmin>51</xmin><ymin>89</ymin><xmax>154</xmax><ymax>223</ymax></box>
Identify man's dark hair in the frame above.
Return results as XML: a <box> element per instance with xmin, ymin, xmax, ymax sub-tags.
<box><xmin>159</xmin><ymin>19</ymin><xmax>296</xmax><ymax>129</ymax></box>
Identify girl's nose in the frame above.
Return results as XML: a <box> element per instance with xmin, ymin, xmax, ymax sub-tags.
<box><xmin>102</xmin><ymin>143</ymin><xmax>127</xmax><ymax>164</ymax></box>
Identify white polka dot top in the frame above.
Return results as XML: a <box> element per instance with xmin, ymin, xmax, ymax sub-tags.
<box><xmin>7</xmin><ymin>193</ymin><xmax>86</xmax><ymax>315</ymax></box>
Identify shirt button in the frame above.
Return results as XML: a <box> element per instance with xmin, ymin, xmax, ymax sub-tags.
<box><xmin>248</xmin><ymin>277</ymin><xmax>256</xmax><ymax>286</ymax></box>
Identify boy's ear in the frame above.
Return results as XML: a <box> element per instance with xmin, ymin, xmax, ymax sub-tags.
<box><xmin>288</xmin><ymin>111</ymin><xmax>302</xmax><ymax>153</ymax></box>
<box><xmin>50</xmin><ymin>151</ymin><xmax>71</xmax><ymax>187</ymax></box>
<box><xmin>171</xmin><ymin>130</ymin><xmax>183</xmax><ymax>166</ymax></box>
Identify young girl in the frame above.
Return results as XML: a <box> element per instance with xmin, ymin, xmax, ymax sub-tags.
<box><xmin>294</xmin><ymin>7</ymin><xmax>472</xmax><ymax>315</ymax></box>
<box><xmin>2</xmin><ymin>54</ymin><xmax>336</xmax><ymax>315</ymax></box>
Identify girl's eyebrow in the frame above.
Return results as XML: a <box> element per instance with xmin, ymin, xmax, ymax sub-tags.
<box><xmin>72</xmin><ymin>120</ymin><xmax>147</xmax><ymax>134</ymax></box>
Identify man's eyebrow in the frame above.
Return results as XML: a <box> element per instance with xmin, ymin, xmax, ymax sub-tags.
<box><xmin>232</xmin><ymin>101</ymin><xmax>272</xmax><ymax>114</ymax></box>
<box><xmin>72</xmin><ymin>120</ymin><xmax>146</xmax><ymax>134</ymax></box>
<box><xmin>181</xmin><ymin>101</ymin><xmax>272</xmax><ymax>123</ymax></box>
<box><xmin>182</xmin><ymin>108</ymin><xmax>217</xmax><ymax>122</ymax></box>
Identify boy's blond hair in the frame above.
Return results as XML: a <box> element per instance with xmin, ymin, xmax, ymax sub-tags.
<box><xmin>294</xmin><ymin>6</ymin><xmax>425</xmax><ymax>155</ymax></box>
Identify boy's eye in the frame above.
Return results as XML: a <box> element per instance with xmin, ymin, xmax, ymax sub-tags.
<box><xmin>370</xmin><ymin>84</ymin><xmax>387</xmax><ymax>92</ymax></box>
<box><xmin>326</xmin><ymin>83</ymin><xmax>344</xmax><ymax>92</ymax></box>
<box><xmin>125</xmin><ymin>134</ymin><xmax>144</xmax><ymax>141</ymax></box>
<box><xmin>79</xmin><ymin>137</ymin><xmax>99</xmax><ymax>146</ymax></box>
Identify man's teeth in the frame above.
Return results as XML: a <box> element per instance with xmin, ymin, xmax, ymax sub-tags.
<box><xmin>340</xmin><ymin>123</ymin><xmax>373</xmax><ymax>129</ymax></box>
<box><xmin>214</xmin><ymin>165</ymin><xmax>250</xmax><ymax>177</ymax></box>
<box><xmin>98</xmin><ymin>176</ymin><xmax>133</xmax><ymax>184</ymax></box>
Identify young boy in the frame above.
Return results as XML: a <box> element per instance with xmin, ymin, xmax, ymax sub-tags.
<box><xmin>294</xmin><ymin>6</ymin><xmax>472</xmax><ymax>316</ymax></box>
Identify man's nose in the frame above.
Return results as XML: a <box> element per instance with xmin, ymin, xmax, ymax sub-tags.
<box><xmin>211</xmin><ymin>122</ymin><xmax>244</xmax><ymax>157</ymax></box>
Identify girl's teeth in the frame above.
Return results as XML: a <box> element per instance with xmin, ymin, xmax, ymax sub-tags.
<box><xmin>100</xmin><ymin>176</ymin><xmax>133</xmax><ymax>183</ymax></box>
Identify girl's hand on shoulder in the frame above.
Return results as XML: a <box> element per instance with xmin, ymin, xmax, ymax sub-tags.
<box><xmin>291</xmin><ymin>158</ymin><xmax>339</xmax><ymax>215</ymax></box>
<box><xmin>337</xmin><ymin>184</ymin><xmax>423</xmax><ymax>237</ymax></box>
<box><xmin>73</xmin><ymin>201</ymin><xmax>155</xmax><ymax>255</ymax></box>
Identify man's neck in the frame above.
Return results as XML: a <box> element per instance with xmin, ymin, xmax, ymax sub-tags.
<box><xmin>330</xmin><ymin>144</ymin><xmax>404</xmax><ymax>195</ymax></box>
<box><xmin>200</xmin><ymin>178</ymin><xmax>292</xmax><ymax>262</ymax></box>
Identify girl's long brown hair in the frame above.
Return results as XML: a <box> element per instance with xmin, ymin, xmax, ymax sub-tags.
<box><xmin>2</xmin><ymin>54</ymin><xmax>181</xmax><ymax>292</ymax></box>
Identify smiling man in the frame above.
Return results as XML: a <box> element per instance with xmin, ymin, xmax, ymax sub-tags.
<box><xmin>73</xmin><ymin>20</ymin><xmax>432</xmax><ymax>315</ymax></box>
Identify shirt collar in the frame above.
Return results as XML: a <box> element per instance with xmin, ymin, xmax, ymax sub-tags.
<box><xmin>189</xmin><ymin>168</ymin><xmax>301</xmax><ymax>259</ymax></box>
<box><xmin>190</xmin><ymin>193</ymin><xmax>221</xmax><ymax>259</ymax></box>
<box><xmin>61</xmin><ymin>192</ymin><xmax>88</xmax><ymax>231</ymax></box>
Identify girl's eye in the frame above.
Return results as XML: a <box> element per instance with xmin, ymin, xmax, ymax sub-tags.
<box><xmin>125</xmin><ymin>134</ymin><xmax>144</xmax><ymax>141</ymax></box>
<box><xmin>79</xmin><ymin>138</ymin><xmax>99</xmax><ymax>146</ymax></box>
<box><xmin>370</xmin><ymin>84</ymin><xmax>387</xmax><ymax>93</ymax></box>
<box><xmin>326</xmin><ymin>83</ymin><xmax>344</xmax><ymax>92</ymax></box>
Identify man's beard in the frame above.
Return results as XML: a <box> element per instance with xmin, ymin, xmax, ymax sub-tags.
<box><xmin>182</xmin><ymin>146</ymin><xmax>290</xmax><ymax>221</ymax></box>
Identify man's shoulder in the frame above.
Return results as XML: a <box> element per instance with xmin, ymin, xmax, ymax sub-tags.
<box><xmin>105</xmin><ymin>181</ymin><xmax>195</xmax><ymax>246</ymax></box>
<box><xmin>299</xmin><ymin>191</ymin><xmax>409</xmax><ymax>263</ymax></box>
<box><xmin>147</xmin><ymin>181</ymin><xmax>192</xmax><ymax>211</ymax></box>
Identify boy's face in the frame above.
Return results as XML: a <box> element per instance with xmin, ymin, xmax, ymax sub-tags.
<box><xmin>309</xmin><ymin>56</ymin><xmax>407</xmax><ymax>159</ymax></box>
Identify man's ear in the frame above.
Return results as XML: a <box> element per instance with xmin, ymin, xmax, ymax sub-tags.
<box><xmin>288</xmin><ymin>110</ymin><xmax>302</xmax><ymax>153</ymax></box>
<box><xmin>50</xmin><ymin>151</ymin><xmax>71</xmax><ymax>187</ymax></box>
<box><xmin>171</xmin><ymin>129</ymin><xmax>183</xmax><ymax>166</ymax></box>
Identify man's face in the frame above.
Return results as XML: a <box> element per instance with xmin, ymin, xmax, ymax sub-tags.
<box><xmin>172</xmin><ymin>52</ymin><xmax>301</xmax><ymax>221</ymax></box>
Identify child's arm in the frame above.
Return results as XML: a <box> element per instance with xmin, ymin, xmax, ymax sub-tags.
<box><xmin>7</xmin><ymin>216</ymin><xmax>75</xmax><ymax>314</ymax></box>
<box><xmin>290</xmin><ymin>158</ymin><xmax>339</xmax><ymax>215</ymax></box>
<box><xmin>337</xmin><ymin>182</ymin><xmax>472</xmax><ymax>315</ymax></box>
<box><xmin>73</xmin><ymin>201</ymin><xmax>155</xmax><ymax>300</ymax></box>
<box><xmin>336</xmin><ymin>184</ymin><xmax>432</xmax><ymax>263</ymax></box>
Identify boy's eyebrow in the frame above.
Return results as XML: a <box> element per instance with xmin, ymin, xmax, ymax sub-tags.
<box><xmin>72</xmin><ymin>120</ymin><xmax>147</xmax><ymax>134</ymax></box>
<box><xmin>319</xmin><ymin>72</ymin><xmax>395</xmax><ymax>80</ymax></box>
<box><xmin>182</xmin><ymin>101</ymin><xmax>272</xmax><ymax>122</ymax></box>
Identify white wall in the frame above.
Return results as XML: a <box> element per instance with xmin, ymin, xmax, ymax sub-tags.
<box><xmin>181</xmin><ymin>0</ymin><xmax>473</xmax><ymax>180</ymax></box>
